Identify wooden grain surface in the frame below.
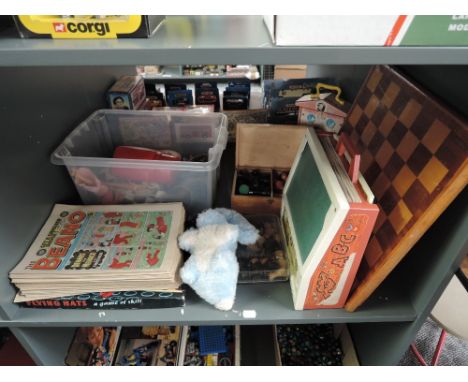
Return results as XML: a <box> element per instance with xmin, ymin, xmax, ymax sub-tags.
<box><xmin>342</xmin><ymin>65</ymin><xmax>468</xmax><ymax>312</ymax></box>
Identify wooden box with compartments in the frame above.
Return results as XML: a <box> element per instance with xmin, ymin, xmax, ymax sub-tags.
<box><xmin>231</xmin><ymin>123</ymin><xmax>306</xmax><ymax>215</ymax></box>
<box><xmin>273</xmin><ymin>324</ymin><xmax>359</xmax><ymax>366</ymax></box>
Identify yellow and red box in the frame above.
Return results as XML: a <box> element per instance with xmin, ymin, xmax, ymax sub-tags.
<box><xmin>14</xmin><ymin>15</ymin><xmax>165</xmax><ymax>39</ymax></box>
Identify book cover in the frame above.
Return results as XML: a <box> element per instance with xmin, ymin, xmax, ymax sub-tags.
<box><xmin>18</xmin><ymin>290</ymin><xmax>185</xmax><ymax>310</ymax></box>
<box><xmin>341</xmin><ymin>65</ymin><xmax>468</xmax><ymax>311</ymax></box>
<box><xmin>10</xmin><ymin>203</ymin><xmax>185</xmax><ymax>301</ymax></box>
<box><xmin>282</xmin><ymin>128</ymin><xmax>378</xmax><ymax>309</ymax></box>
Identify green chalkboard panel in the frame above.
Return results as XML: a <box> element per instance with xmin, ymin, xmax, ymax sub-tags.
<box><xmin>286</xmin><ymin>143</ymin><xmax>332</xmax><ymax>265</ymax></box>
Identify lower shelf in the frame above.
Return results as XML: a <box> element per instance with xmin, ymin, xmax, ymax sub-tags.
<box><xmin>7</xmin><ymin>281</ymin><xmax>416</xmax><ymax>327</ymax></box>
<box><xmin>13</xmin><ymin>323</ymin><xmax>358</xmax><ymax>366</ymax></box>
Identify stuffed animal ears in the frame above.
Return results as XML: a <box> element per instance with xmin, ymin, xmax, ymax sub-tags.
<box><xmin>178</xmin><ymin>228</ymin><xmax>198</xmax><ymax>252</ymax></box>
<box><xmin>196</xmin><ymin>208</ymin><xmax>259</xmax><ymax>245</ymax></box>
<box><xmin>196</xmin><ymin>209</ymin><xmax>228</xmax><ymax>227</ymax></box>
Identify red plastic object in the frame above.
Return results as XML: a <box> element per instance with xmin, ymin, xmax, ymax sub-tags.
<box><xmin>336</xmin><ymin>133</ymin><xmax>361</xmax><ymax>184</ymax></box>
<box><xmin>114</xmin><ymin>146</ymin><xmax>181</xmax><ymax>161</ymax></box>
<box><xmin>112</xmin><ymin>146</ymin><xmax>181</xmax><ymax>183</ymax></box>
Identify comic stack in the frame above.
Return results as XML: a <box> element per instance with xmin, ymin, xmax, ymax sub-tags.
<box><xmin>9</xmin><ymin>203</ymin><xmax>185</xmax><ymax>306</ymax></box>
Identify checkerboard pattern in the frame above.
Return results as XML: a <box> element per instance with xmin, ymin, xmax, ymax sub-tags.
<box><xmin>342</xmin><ymin>65</ymin><xmax>468</xmax><ymax>270</ymax></box>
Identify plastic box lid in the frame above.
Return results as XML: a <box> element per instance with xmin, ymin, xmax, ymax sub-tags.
<box><xmin>51</xmin><ymin>109</ymin><xmax>228</xmax><ymax>172</ymax></box>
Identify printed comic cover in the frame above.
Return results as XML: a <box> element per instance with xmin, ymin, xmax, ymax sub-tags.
<box><xmin>65</xmin><ymin>326</ymin><xmax>121</xmax><ymax>366</ymax></box>
<box><xmin>115</xmin><ymin>326</ymin><xmax>182</xmax><ymax>366</ymax></box>
<box><xmin>10</xmin><ymin>203</ymin><xmax>185</xmax><ymax>301</ymax></box>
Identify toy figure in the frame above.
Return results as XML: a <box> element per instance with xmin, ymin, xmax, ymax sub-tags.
<box><xmin>141</xmin><ymin>327</ymin><xmax>157</xmax><ymax>337</ymax></box>
<box><xmin>159</xmin><ymin>340</ymin><xmax>178</xmax><ymax>365</ymax></box>
<box><xmin>179</xmin><ymin>208</ymin><xmax>259</xmax><ymax>310</ymax></box>
<box><xmin>119</xmin><ymin>341</ymin><xmax>160</xmax><ymax>366</ymax></box>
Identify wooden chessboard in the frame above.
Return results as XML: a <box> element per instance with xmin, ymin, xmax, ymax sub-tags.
<box><xmin>342</xmin><ymin>65</ymin><xmax>468</xmax><ymax>312</ymax></box>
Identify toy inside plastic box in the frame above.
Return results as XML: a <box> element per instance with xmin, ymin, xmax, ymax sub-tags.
<box><xmin>51</xmin><ymin>110</ymin><xmax>228</xmax><ymax>216</ymax></box>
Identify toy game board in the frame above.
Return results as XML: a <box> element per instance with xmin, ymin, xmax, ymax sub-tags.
<box><xmin>342</xmin><ymin>65</ymin><xmax>468</xmax><ymax>311</ymax></box>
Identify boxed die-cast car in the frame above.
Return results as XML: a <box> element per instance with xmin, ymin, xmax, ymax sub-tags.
<box><xmin>14</xmin><ymin>15</ymin><xmax>165</xmax><ymax>39</ymax></box>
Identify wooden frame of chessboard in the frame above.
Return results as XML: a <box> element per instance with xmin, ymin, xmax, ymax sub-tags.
<box><xmin>342</xmin><ymin>65</ymin><xmax>468</xmax><ymax>312</ymax></box>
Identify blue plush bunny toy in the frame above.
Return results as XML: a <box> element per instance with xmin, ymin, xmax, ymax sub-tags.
<box><xmin>178</xmin><ymin>208</ymin><xmax>259</xmax><ymax>311</ymax></box>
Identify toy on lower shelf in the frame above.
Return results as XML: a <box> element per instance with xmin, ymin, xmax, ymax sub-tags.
<box><xmin>198</xmin><ymin>326</ymin><xmax>227</xmax><ymax>355</ymax></box>
<box><xmin>114</xmin><ymin>326</ymin><xmax>182</xmax><ymax>366</ymax></box>
<box><xmin>65</xmin><ymin>327</ymin><xmax>121</xmax><ymax>366</ymax></box>
<box><xmin>179</xmin><ymin>326</ymin><xmax>240</xmax><ymax>366</ymax></box>
<box><xmin>274</xmin><ymin>324</ymin><xmax>343</xmax><ymax>366</ymax></box>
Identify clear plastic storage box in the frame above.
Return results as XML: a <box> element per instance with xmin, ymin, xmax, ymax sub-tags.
<box><xmin>51</xmin><ymin>110</ymin><xmax>228</xmax><ymax>215</ymax></box>
<box><xmin>237</xmin><ymin>215</ymin><xmax>288</xmax><ymax>283</ymax></box>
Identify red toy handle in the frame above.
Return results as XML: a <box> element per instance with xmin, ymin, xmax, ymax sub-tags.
<box><xmin>112</xmin><ymin>146</ymin><xmax>181</xmax><ymax>184</ymax></box>
<box><xmin>336</xmin><ymin>133</ymin><xmax>361</xmax><ymax>184</ymax></box>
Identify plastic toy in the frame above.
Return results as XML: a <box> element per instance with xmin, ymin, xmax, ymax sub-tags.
<box><xmin>119</xmin><ymin>341</ymin><xmax>160</xmax><ymax>366</ymax></box>
<box><xmin>295</xmin><ymin>83</ymin><xmax>350</xmax><ymax>133</ymax></box>
<box><xmin>178</xmin><ymin>208</ymin><xmax>259</xmax><ymax>310</ymax></box>
<box><xmin>159</xmin><ymin>340</ymin><xmax>179</xmax><ymax>365</ymax></box>
<box><xmin>198</xmin><ymin>326</ymin><xmax>227</xmax><ymax>355</ymax></box>
<box><xmin>235</xmin><ymin>169</ymin><xmax>271</xmax><ymax>197</ymax></box>
<box><xmin>112</xmin><ymin>146</ymin><xmax>181</xmax><ymax>184</ymax></box>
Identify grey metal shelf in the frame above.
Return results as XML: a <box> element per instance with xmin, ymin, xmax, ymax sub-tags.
<box><xmin>15</xmin><ymin>325</ymin><xmax>279</xmax><ymax>366</ymax></box>
<box><xmin>143</xmin><ymin>64</ymin><xmax>260</xmax><ymax>84</ymax></box>
<box><xmin>0</xmin><ymin>43</ymin><xmax>466</xmax><ymax>364</ymax></box>
<box><xmin>6</xmin><ymin>282</ymin><xmax>416</xmax><ymax>327</ymax></box>
<box><xmin>1</xmin><ymin>16</ymin><xmax>468</xmax><ymax>66</ymax></box>
<box><xmin>0</xmin><ymin>131</ymin><xmax>416</xmax><ymax>329</ymax></box>
<box><xmin>10</xmin><ymin>327</ymin><xmax>75</xmax><ymax>366</ymax></box>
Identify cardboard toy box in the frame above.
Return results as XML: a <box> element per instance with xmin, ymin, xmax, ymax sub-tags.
<box><xmin>14</xmin><ymin>15</ymin><xmax>165</xmax><ymax>39</ymax></box>
<box><xmin>114</xmin><ymin>326</ymin><xmax>182</xmax><ymax>366</ymax></box>
<box><xmin>264</xmin><ymin>15</ymin><xmax>468</xmax><ymax>46</ymax></box>
<box><xmin>231</xmin><ymin>124</ymin><xmax>306</xmax><ymax>215</ymax></box>
<box><xmin>296</xmin><ymin>83</ymin><xmax>350</xmax><ymax>134</ymax></box>
<box><xmin>273</xmin><ymin>324</ymin><xmax>359</xmax><ymax>366</ymax></box>
<box><xmin>108</xmin><ymin>76</ymin><xmax>146</xmax><ymax>110</ymax></box>
<box><xmin>178</xmin><ymin>326</ymin><xmax>241</xmax><ymax>366</ymax></box>
<box><xmin>274</xmin><ymin>65</ymin><xmax>307</xmax><ymax>80</ymax></box>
